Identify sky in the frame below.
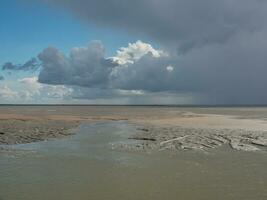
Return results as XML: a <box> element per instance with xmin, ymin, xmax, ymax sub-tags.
<box><xmin>1</xmin><ymin>0</ymin><xmax>267</xmax><ymax>105</ymax></box>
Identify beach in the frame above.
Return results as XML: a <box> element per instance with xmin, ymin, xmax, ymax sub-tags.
<box><xmin>0</xmin><ymin>106</ymin><xmax>267</xmax><ymax>152</ymax></box>
<box><xmin>1</xmin><ymin>106</ymin><xmax>267</xmax><ymax>200</ymax></box>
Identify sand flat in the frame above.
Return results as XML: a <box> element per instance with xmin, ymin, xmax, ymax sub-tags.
<box><xmin>1</xmin><ymin>106</ymin><xmax>267</xmax><ymax>151</ymax></box>
<box><xmin>1</xmin><ymin>106</ymin><xmax>267</xmax><ymax>199</ymax></box>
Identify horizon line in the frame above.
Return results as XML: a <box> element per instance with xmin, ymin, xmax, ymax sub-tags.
<box><xmin>0</xmin><ymin>104</ymin><xmax>267</xmax><ymax>107</ymax></box>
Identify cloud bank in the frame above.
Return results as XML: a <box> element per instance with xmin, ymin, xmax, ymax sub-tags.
<box><xmin>2</xmin><ymin>58</ymin><xmax>40</xmax><ymax>71</ymax></box>
<box><xmin>40</xmin><ymin>0</ymin><xmax>267</xmax><ymax>52</ymax></box>
<box><xmin>33</xmin><ymin>37</ymin><xmax>267</xmax><ymax>104</ymax></box>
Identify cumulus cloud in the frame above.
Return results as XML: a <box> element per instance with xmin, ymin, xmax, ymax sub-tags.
<box><xmin>36</xmin><ymin>40</ymin><xmax>176</xmax><ymax>92</ymax></box>
<box><xmin>166</xmin><ymin>65</ymin><xmax>174</xmax><ymax>72</ymax></box>
<box><xmin>112</xmin><ymin>40</ymin><xmax>166</xmax><ymax>65</ymax></box>
<box><xmin>0</xmin><ymin>76</ymin><xmax>74</xmax><ymax>103</ymax></box>
<box><xmin>32</xmin><ymin>37</ymin><xmax>267</xmax><ymax>104</ymax></box>
<box><xmin>0</xmin><ymin>85</ymin><xmax>18</xmax><ymax>99</ymax></box>
<box><xmin>110</xmin><ymin>53</ymin><xmax>177</xmax><ymax>92</ymax></box>
<box><xmin>2</xmin><ymin>58</ymin><xmax>40</xmax><ymax>71</ymax></box>
<box><xmin>38</xmin><ymin>41</ymin><xmax>116</xmax><ymax>88</ymax></box>
<box><xmin>19</xmin><ymin>76</ymin><xmax>73</xmax><ymax>100</ymax></box>
<box><xmin>19</xmin><ymin>76</ymin><xmax>42</xmax><ymax>91</ymax></box>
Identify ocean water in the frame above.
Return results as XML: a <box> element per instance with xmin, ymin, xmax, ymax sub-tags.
<box><xmin>1</xmin><ymin>121</ymin><xmax>267</xmax><ymax>200</ymax></box>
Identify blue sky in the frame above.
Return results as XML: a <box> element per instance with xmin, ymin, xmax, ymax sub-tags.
<box><xmin>0</xmin><ymin>0</ymin><xmax>145</xmax><ymax>64</ymax></box>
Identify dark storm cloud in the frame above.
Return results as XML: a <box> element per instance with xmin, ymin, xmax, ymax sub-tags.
<box><xmin>40</xmin><ymin>0</ymin><xmax>267</xmax><ymax>52</ymax></box>
<box><xmin>110</xmin><ymin>53</ymin><xmax>178</xmax><ymax>92</ymax></box>
<box><xmin>38</xmin><ymin>41</ymin><xmax>117</xmax><ymax>88</ymax></box>
<box><xmin>1</xmin><ymin>58</ymin><xmax>40</xmax><ymax>71</ymax></box>
<box><xmin>111</xmin><ymin>31</ymin><xmax>267</xmax><ymax>104</ymax></box>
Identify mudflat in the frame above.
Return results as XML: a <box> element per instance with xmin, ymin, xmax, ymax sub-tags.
<box><xmin>1</xmin><ymin>106</ymin><xmax>267</xmax><ymax>152</ymax></box>
<box><xmin>1</xmin><ymin>106</ymin><xmax>267</xmax><ymax>200</ymax></box>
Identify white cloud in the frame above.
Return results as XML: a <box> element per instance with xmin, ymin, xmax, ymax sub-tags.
<box><xmin>19</xmin><ymin>76</ymin><xmax>73</xmax><ymax>100</ymax></box>
<box><xmin>19</xmin><ymin>76</ymin><xmax>42</xmax><ymax>94</ymax></box>
<box><xmin>42</xmin><ymin>85</ymin><xmax>73</xmax><ymax>99</ymax></box>
<box><xmin>112</xmin><ymin>40</ymin><xmax>166</xmax><ymax>65</ymax></box>
<box><xmin>0</xmin><ymin>85</ymin><xmax>18</xmax><ymax>99</ymax></box>
<box><xmin>117</xmin><ymin>89</ymin><xmax>145</xmax><ymax>96</ymax></box>
<box><xmin>166</xmin><ymin>65</ymin><xmax>174</xmax><ymax>72</ymax></box>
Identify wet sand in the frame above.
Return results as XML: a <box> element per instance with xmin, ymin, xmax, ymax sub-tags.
<box><xmin>1</xmin><ymin>106</ymin><xmax>267</xmax><ymax>152</ymax></box>
<box><xmin>1</xmin><ymin>107</ymin><xmax>267</xmax><ymax>200</ymax></box>
<box><xmin>1</xmin><ymin>121</ymin><xmax>267</xmax><ymax>200</ymax></box>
